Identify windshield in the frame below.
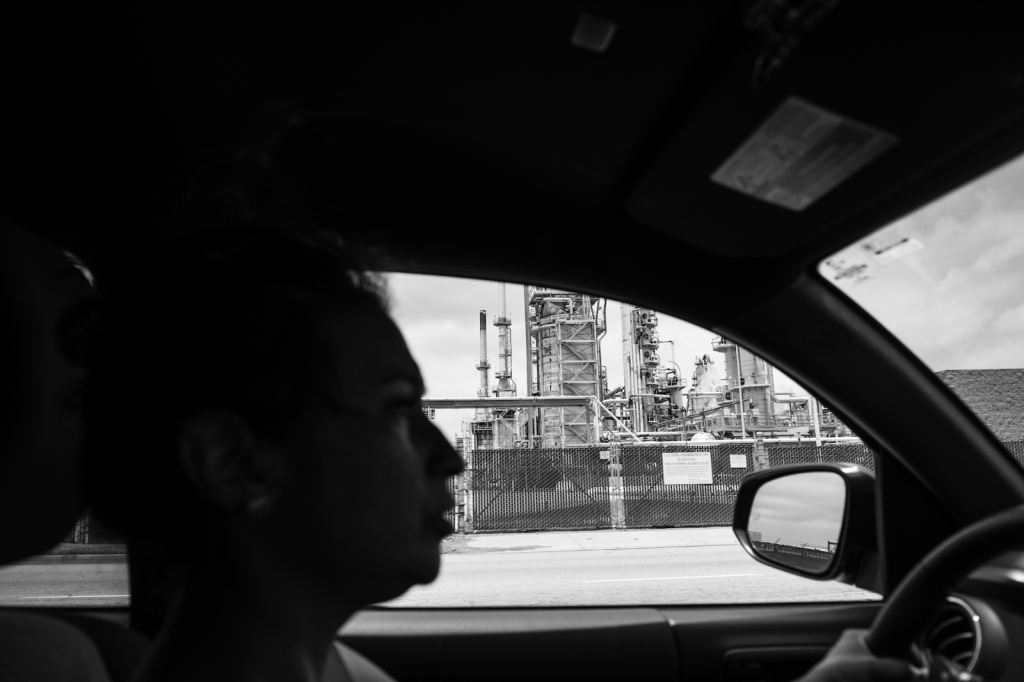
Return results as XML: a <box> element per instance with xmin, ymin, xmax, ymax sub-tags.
<box><xmin>819</xmin><ymin>153</ymin><xmax>1024</xmax><ymax>447</ymax></box>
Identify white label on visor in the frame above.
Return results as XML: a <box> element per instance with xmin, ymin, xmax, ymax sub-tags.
<box><xmin>711</xmin><ymin>97</ymin><xmax>898</xmax><ymax>211</ymax></box>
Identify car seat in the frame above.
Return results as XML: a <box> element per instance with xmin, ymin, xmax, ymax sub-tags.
<box><xmin>2</xmin><ymin>223</ymin><xmax>392</xmax><ymax>682</ymax></box>
<box><xmin>0</xmin><ymin>223</ymin><xmax>149</xmax><ymax>682</ymax></box>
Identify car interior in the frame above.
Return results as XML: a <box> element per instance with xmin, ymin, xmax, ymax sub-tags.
<box><xmin>4</xmin><ymin>2</ymin><xmax>1024</xmax><ymax>681</ymax></box>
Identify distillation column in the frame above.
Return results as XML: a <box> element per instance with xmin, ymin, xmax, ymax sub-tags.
<box><xmin>621</xmin><ymin>304</ymin><xmax>662</xmax><ymax>432</ymax></box>
<box><xmin>527</xmin><ymin>288</ymin><xmax>602</xmax><ymax>447</ymax></box>
<box><xmin>712</xmin><ymin>336</ymin><xmax>776</xmax><ymax>436</ymax></box>
<box><xmin>470</xmin><ymin>310</ymin><xmax>494</xmax><ymax>449</ymax></box>
<box><xmin>492</xmin><ymin>284</ymin><xmax>518</xmax><ymax>447</ymax></box>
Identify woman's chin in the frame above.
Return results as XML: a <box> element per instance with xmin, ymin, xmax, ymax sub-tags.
<box><xmin>411</xmin><ymin>543</ymin><xmax>443</xmax><ymax>584</ymax></box>
<box><xmin>368</xmin><ymin>559</ymin><xmax>441</xmax><ymax>605</ymax></box>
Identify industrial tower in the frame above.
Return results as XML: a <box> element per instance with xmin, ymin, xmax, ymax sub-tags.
<box><xmin>620</xmin><ymin>304</ymin><xmax>683</xmax><ymax>432</ymax></box>
<box><xmin>526</xmin><ymin>287</ymin><xmax>604</xmax><ymax>447</ymax></box>
<box><xmin>470</xmin><ymin>310</ymin><xmax>493</xmax><ymax>449</ymax></box>
<box><xmin>711</xmin><ymin>335</ymin><xmax>777</xmax><ymax>434</ymax></box>
<box><xmin>491</xmin><ymin>284</ymin><xmax>519</xmax><ymax>447</ymax></box>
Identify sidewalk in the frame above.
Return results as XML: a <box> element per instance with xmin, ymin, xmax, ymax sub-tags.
<box><xmin>443</xmin><ymin>526</ymin><xmax>737</xmax><ymax>555</ymax></box>
<box><xmin>17</xmin><ymin>553</ymin><xmax>127</xmax><ymax>566</ymax></box>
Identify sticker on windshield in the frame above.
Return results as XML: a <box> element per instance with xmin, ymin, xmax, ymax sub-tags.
<box><xmin>711</xmin><ymin>97</ymin><xmax>898</xmax><ymax>211</ymax></box>
<box><xmin>862</xmin><ymin>234</ymin><xmax>924</xmax><ymax>265</ymax></box>
<box><xmin>820</xmin><ymin>255</ymin><xmax>875</xmax><ymax>286</ymax></box>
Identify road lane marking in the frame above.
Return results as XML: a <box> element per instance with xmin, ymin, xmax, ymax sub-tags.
<box><xmin>580</xmin><ymin>573</ymin><xmax>766</xmax><ymax>583</ymax></box>
<box><xmin>20</xmin><ymin>595</ymin><xmax>129</xmax><ymax>599</ymax></box>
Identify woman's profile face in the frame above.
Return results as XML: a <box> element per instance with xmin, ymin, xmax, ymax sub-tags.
<box><xmin>275</xmin><ymin>304</ymin><xmax>463</xmax><ymax>606</ymax></box>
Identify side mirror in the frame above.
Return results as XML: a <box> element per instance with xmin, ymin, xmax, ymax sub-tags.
<box><xmin>732</xmin><ymin>463</ymin><xmax>876</xmax><ymax>582</ymax></box>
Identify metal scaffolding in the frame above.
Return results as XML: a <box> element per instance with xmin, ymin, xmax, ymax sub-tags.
<box><xmin>527</xmin><ymin>288</ymin><xmax>604</xmax><ymax>447</ymax></box>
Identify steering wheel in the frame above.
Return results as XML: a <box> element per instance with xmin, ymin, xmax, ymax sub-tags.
<box><xmin>864</xmin><ymin>503</ymin><xmax>1024</xmax><ymax>678</ymax></box>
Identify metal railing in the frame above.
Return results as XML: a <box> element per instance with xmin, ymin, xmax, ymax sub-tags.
<box><xmin>752</xmin><ymin>539</ymin><xmax>834</xmax><ymax>571</ymax></box>
<box><xmin>60</xmin><ymin>514</ymin><xmax>124</xmax><ymax>545</ymax></box>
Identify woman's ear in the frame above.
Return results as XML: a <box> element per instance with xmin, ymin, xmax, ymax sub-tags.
<box><xmin>177</xmin><ymin>413</ymin><xmax>288</xmax><ymax>516</ymax></box>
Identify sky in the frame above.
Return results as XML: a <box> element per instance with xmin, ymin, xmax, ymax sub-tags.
<box><xmin>820</xmin><ymin>151</ymin><xmax>1024</xmax><ymax>372</ymax></box>
<box><xmin>386</xmin><ymin>275</ymin><xmax>805</xmax><ymax>442</ymax></box>
<box><xmin>747</xmin><ymin>471</ymin><xmax>846</xmax><ymax>549</ymax></box>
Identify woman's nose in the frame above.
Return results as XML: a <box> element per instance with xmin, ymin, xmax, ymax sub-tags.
<box><xmin>425</xmin><ymin>424</ymin><xmax>464</xmax><ymax>477</ymax></box>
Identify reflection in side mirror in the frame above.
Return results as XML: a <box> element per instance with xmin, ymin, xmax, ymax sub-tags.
<box><xmin>747</xmin><ymin>471</ymin><xmax>846</xmax><ymax>575</ymax></box>
<box><xmin>733</xmin><ymin>463</ymin><xmax>876</xmax><ymax>583</ymax></box>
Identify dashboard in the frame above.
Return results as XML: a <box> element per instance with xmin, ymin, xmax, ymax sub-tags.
<box><xmin>44</xmin><ymin>560</ymin><xmax>1024</xmax><ymax>682</ymax></box>
<box><xmin>945</xmin><ymin>551</ymin><xmax>1024</xmax><ymax>681</ymax></box>
<box><xmin>335</xmin><ymin>557</ymin><xmax>1024</xmax><ymax>682</ymax></box>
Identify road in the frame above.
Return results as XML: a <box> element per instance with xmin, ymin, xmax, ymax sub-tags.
<box><xmin>389</xmin><ymin>542</ymin><xmax>877</xmax><ymax>607</ymax></box>
<box><xmin>0</xmin><ymin>556</ymin><xmax>129</xmax><ymax>607</ymax></box>
<box><xmin>0</xmin><ymin>529</ymin><xmax>879</xmax><ymax>608</ymax></box>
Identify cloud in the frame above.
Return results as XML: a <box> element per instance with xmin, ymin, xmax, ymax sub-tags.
<box><xmin>748</xmin><ymin>472</ymin><xmax>846</xmax><ymax>548</ymax></box>
<box><xmin>836</xmin><ymin>198</ymin><xmax>1024</xmax><ymax>372</ymax></box>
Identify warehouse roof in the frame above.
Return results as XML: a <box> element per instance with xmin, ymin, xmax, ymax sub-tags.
<box><xmin>935</xmin><ymin>370</ymin><xmax>1024</xmax><ymax>442</ymax></box>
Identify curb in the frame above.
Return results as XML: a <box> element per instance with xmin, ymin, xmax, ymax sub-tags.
<box><xmin>17</xmin><ymin>554</ymin><xmax>128</xmax><ymax>566</ymax></box>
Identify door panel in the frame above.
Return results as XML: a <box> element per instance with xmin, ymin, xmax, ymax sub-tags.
<box><xmin>667</xmin><ymin>604</ymin><xmax>880</xmax><ymax>680</ymax></box>
<box><xmin>339</xmin><ymin>603</ymin><xmax>881</xmax><ymax>682</ymax></box>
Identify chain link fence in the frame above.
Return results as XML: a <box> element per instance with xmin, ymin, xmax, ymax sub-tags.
<box><xmin>617</xmin><ymin>440</ymin><xmax>874</xmax><ymax>529</ymax></box>
<box><xmin>60</xmin><ymin>514</ymin><xmax>124</xmax><ymax>545</ymax></box>
<box><xmin>463</xmin><ymin>447</ymin><xmax>609</xmax><ymax>532</ymax></box>
<box><xmin>55</xmin><ymin>439</ymin><xmax>1024</xmax><ymax>542</ymax></box>
<box><xmin>458</xmin><ymin>439</ymin><xmax>1024</xmax><ymax>533</ymax></box>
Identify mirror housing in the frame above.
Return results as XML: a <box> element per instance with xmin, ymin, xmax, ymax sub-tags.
<box><xmin>733</xmin><ymin>462</ymin><xmax>877</xmax><ymax>582</ymax></box>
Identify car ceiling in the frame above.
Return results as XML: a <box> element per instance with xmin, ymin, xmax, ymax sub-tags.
<box><xmin>4</xmin><ymin>2</ymin><xmax>1024</xmax><ymax>329</ymax></box>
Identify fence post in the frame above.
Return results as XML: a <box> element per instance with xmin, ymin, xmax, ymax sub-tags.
<box><xmin>752</xmin><ymin>438</ymin><xmax>768</xmax><ymax>471</ymax></box>
<box><xmin>463</xmin><ymin>448</ymin><xmax>474</xmax><ymax>533</ymax></box>
<box><xmin>607</xmin><ymin>442</ymin><xmax>626</xmax><ymax>529</ymax></box>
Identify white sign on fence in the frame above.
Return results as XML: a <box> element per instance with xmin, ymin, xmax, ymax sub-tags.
<box><xmin>730</xmin><ymin>454</ymin><xmax>747</xmax><ymax>469</ymax></box>
<box><xmin>662</xmin><ymin>452</ymin><xmax>712</xmax><ymax>485</ymax></box>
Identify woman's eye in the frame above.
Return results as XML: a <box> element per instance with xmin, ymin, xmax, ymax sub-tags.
<box><xmin>387</xmin><ymin>398</ymin><xmax>421</xmax><ymax>416</ymax></box>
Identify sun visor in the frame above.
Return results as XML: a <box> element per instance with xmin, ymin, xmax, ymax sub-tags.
<box><xmin>625</xmin><ymin>3</ymin><xmax>1024</xmax><ymax>259</ymax></box>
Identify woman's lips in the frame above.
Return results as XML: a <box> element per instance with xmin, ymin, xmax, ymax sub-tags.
<box><xmin>426</xmin><ymin>516</ymin><xmax>454</xmax><ymax>537</ymax></box>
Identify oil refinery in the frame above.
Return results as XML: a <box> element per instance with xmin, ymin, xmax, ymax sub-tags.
<box><xmin>429</xmin><ymin>286</ymin><xmax>852</xmax><ymax>450</ymax></box>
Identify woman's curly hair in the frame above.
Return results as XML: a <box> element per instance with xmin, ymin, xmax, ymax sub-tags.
<box><xmin>82</xmin><ymin>225</ymin><xmax>389</xmax><ymax>538</ymax></box>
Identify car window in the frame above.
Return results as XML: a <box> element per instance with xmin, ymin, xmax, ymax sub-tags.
<box><xmin>0</xmin><ymin>517</ymin><xmax>128</xmax><ymax>608</ymax></box>
<box><xmin>0</xmin><ymin>274</ymin><xmax>881</xmax><ymax>609</ymax></box>
<box><xmin>380</xmin><ymin>273</ymin><xmax>879</xmax><ymax>607</ymax></box>
<box><xmin>819</xmin><ymin>153</ymin><xmax>1024</xmax><ymax>465</ymax></box>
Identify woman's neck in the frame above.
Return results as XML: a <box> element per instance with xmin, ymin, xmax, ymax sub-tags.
<box><xmin>134</xmin><ymin>549</ymin><xmax>357</xmax><ymax>682</ymax></box>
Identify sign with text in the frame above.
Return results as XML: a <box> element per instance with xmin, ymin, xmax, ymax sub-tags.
<box><xmin>662</xmin><ymin>452</ymin><xmax>712</xmax><ymax>485</ymax></box>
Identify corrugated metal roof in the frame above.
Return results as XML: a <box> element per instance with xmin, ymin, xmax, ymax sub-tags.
<box><xmin>935</xmin><ymin>369</ymin><xmax>1024</xmax><ymax>441</ymax></box>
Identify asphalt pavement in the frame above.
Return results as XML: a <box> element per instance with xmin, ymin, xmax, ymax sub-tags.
<box><xmin>391</xmin><ymin>527</ymin><xmax>878</xmax><ymax>607</ymax></box>
<box><xmin>0</xmin><ymin>528</ymin><xmax>880</xmax><ymax>609</ymax></box>
<box><xmin>0</xmin><ymin>554</ymin><xmax>129</xmax><ymax>607</ymax></box>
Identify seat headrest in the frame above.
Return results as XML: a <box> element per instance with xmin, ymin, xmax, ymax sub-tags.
<box><xmin>0</xmin><ymin>222</ymin><xmax>92</xmax><ymax>563</ymax></box>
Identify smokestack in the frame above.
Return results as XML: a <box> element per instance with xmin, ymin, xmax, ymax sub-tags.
<box><xmin>476</xmin><ymin>310</ymin><xmax>490</xmax><ymax>398</ymax></box>
<box><xmin>479</xmin><ymin>310</ymin><xmax>487</xmax><ymax>360</ymax></box>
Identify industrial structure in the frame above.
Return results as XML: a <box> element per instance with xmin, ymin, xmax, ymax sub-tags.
<box><xmin>526</xmin><ymin>287</ymin><xmax>605</xmax><ymax>447</ymax></box>
<box><xmin>469</xmin><ymin>310</ymin><xmax>493</xmax><ymax>449</ymax></box>
<box><xmin>453</xmin><ymin>286</ymin><xmax>848</xmax><ymax>448</ymax></box>
<box><xmin>492</xmin><ymin>284</ymin><xmax>519</xmax><ymax>447</ymax></box>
